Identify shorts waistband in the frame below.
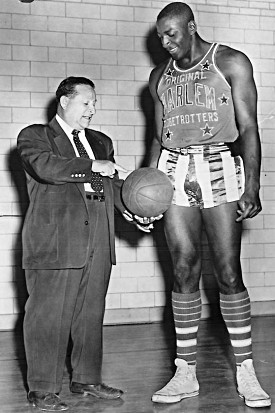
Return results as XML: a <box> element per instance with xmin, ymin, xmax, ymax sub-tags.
<box><xmin>162</xmin><ymin>143</ymin><xmax>230</xmax><ymax>156</ymax></box>
<box><xmin>86</xmin><ymin>193</ymin><xmax>105</xmax><ymax>202</ymax></box>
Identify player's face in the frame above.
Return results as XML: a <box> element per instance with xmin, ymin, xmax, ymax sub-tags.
<box><xmin>61</xmin><ymin>84</ymin><xmax>97</xmax><ymax>130</ymax></box>
<box><xmin>157</xmin><ymin>16</ymin><xmax>192</xmax><ymax>62</ymax></box>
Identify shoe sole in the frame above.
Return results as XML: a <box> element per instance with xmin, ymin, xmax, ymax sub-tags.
<box><xmin>71</xmin><ymin>389</ymin><xmax>121</xmax><ymax>400</ymax></box>
<box><xmin>238</xmin><ymin>393</ymin><xmax>272</xmax><ymax>408</ymax></box>
<box><xmin>29</xmin><ymin>401</ymin><xmax>69</xmax><ymax>411</ymax></box>
<box><xmin>152</xmin><ymin>390</ymin><xmax>199</xmax><ymax>404</ymax></box>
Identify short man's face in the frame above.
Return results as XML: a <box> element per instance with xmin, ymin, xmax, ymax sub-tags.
<box><xmin>61</xmin><ymin>84</ymin><xmax>97</xmax><ymax>130</ymax></box>
<box><xmin>157</xmin><ymin>16</ymin><xmax>191</xmax><ymax>61</ymax></box>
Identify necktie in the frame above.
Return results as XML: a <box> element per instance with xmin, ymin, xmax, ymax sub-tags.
<box><xmin>72</xmin><ymin>129</ymin><xmax>104</xmax><ymax>193</ymax></box>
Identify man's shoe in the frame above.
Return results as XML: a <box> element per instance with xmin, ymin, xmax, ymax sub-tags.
<box><xmin>237</xmin><ymin>359</ymin><xmax>271</xmax><ymax>408</ymax></box>
<box><xmin>70</xmin><ymin>382</ymin><xmax>123</xmax><ymax>399</ymax></box>
<box><xmin>28</xmin><ymin>391</ymin><xmax>68</xmax><ymax>411</ymax></box>
<box><xmin>152</xmin><ymin>358</ymin><xmax>199</xmax><ymax>404</ymax></box>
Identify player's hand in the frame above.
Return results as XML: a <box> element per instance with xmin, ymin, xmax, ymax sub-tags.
<box><xmin>123</xmin><ymin>210</ymin><xmax>163</xmax><ymax>232</ymax></box>
<box><xmin>236</xmin><ymin>190</ymin><xmax>262</xmax><ymax>222</ymax></box>
<box><xmin>92</xmin><ymin>160</ymin><xmax>127</xmax><ymax>178</ymax></box>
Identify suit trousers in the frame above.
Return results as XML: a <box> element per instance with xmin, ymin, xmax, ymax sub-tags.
<box><xmin>23</xmin><ymin>198</ymin><xmax>112</xmax><ymax>393</ymax></box>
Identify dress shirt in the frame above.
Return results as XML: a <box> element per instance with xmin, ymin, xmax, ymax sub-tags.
<box><xmin>56</xmin><ymin>114</ymin><xmax>96</xmax><ymax>192</ymax></box>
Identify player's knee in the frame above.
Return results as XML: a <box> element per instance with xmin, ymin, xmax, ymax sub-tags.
<box><xmin>174</xmin><ymin>252</ymin><xmax>200</xmax><ymax>270</ymax></box>
<box><xmin>173</xmin><ymin>259</ymin><xmax>200</xmax><ymax>292</ymax></box>
<box><xmin>218</xmin><ymin>272</ymin><xmax>244</xmax><ymax>294</ymax></box>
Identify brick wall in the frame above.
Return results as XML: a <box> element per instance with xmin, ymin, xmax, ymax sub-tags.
<box><xmin>0</xmin><ymin>0</ymin><xmax>274</xmax><ymax>330</ymax></box>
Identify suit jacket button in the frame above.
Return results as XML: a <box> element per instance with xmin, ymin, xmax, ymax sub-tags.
<box><xmin>85</xmin><ymin>220</ymin><xmax>89</xmax><ymax>225</ymax></box>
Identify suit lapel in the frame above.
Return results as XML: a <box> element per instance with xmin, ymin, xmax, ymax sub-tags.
<box><xmin>48</xmin><ymin>117</ymin><xmax>75</xmax><ymax>158</ymax></box>
<box><xmin>46</xmin><ymin>120</ymin><xmax>109</xmax><ymax>203</ymax></box>
<box><xmin>48</xmin><ymin>119</ymin><xmax>106</xmax><ymax>160</ymax></box>
<box><xmin>47</xmin><ymin>117</ymin><xmax>87</xmax><ymax>203</ymax></box>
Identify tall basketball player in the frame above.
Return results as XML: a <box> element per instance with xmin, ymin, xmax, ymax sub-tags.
<box><xmin>149</xmin><ymin>2</ymin><xmax>271</xmax><ymax>409</ymax></box>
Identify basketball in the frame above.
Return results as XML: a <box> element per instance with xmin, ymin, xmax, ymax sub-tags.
<box><xmin>122</xmin><ymin>167</ymin><xmax>174</xmax><ymax>217</ymax></box>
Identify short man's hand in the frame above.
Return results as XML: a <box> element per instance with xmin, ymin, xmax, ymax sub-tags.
<box><xmin>92</xmin><ymin>160</ymin><xmax>127</xmax><ymax>178</ymax></box>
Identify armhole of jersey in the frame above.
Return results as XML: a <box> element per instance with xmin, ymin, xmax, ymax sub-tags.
<box><xmin>212</xmin><ymin>43</ymin><xmax>231</xmax><ymax>89</ymax></box>
<box><xmin>156</xmin><ymin>58</ymin><xmax>172</xmax><ymax>97</ymax></box>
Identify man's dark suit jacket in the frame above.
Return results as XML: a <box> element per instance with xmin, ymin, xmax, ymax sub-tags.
<box><xmin>17</xmin><ymin>117</ymin><xmax>125</xmax><ymax>270</ymax></box>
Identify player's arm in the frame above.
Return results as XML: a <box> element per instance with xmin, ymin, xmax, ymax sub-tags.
<box><xmin>148</xmin><ymin>65</ymin><xmax>165</xmax><ymax>168</ymax></box>
<box><xmin>218</xmin><ymin>48</ymin><xmax>262</xmax><ymax>221</ymax></box>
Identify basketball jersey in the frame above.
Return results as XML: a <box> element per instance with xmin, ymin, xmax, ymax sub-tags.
<box><xmin>157</xmin><ymin>43</ymin><xmax>239</xmax><ymax>148</ymax></box>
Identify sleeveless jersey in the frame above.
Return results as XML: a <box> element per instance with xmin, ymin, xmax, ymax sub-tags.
<box><xmin>157</xmin><ymin>43</ymin><xmax>238</xmax><ymax>148</ymax></box>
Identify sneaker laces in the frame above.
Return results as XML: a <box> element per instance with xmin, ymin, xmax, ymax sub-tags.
<box><xmin>160</xmin><ymin>364</ymin><xmax>190</xmax><ymax>392</ymax></box>
<box><xmin>239</xmin><ymin>363</ymin><xmax>266</xmax><ymax>397</ymax></box>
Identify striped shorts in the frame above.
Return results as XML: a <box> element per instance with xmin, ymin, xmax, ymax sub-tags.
<box><xmin>158</xmin><ymin>144</ymin><xmax>244</xmax><ymax>209</ymax></box>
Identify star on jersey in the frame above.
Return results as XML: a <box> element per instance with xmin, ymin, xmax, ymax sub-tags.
<box><xmin>201</xmin><ymin>123</ymin><xmax>213</xmax><ymax>136</ymax></box>
<box><xmin>164</xmin><ymin>68</ymin><xmax>174</xmax><ymax>80</ymax></box>
<box><xmin>165</xmin><ymin>129</ymin><xmax>173</xmax><ymax>140</ymax></box>
<box><xmin>219</xmin><ymin>94</ymin><xmax>229</xmax><ymax>105</ymax></box>
<box><xmin>200</xmin><ymin>60</ymin><xmax>211</xmax><ymax>71</ymax></box>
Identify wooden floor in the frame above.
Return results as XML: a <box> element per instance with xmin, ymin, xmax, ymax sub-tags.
<box><xmin>0</xmin><ymin>316</ymin><xmax>274</xmax><ymax>413</ymax></box>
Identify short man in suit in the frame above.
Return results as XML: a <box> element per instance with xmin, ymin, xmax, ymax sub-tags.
<box><xmin>17</xmin><ymin>76</ymin><xmax>153</xmax><ymax>411</ymax></box>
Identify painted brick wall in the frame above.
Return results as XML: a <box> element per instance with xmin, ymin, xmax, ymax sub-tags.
<box><xmin>0</xmin><ymin>0</ymin><xmax>274</xmax><ymax>330</ymax></box>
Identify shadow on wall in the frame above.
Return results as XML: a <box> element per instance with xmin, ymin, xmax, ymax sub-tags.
<box><xmin>7</xmin><ymin>97</ymin><xmax>58</xmax><ymax>329</ymax></box>
<box><xmin>8</xmin><ymin>148</ymin><xmax>29</xmax><ymax>331</ymax></box>
<box><xmin>6</xmin><ymin>98</ymin><xmax>59</xmax><ymax>389</ymax></box>
<box><xmin>139</xmin><ymin>26</ymin><xmax>170</xmax><ymax>168</ymax></box>
<box><xmin>114</xmin><ymin>26</ymin><xmax>176</xmax><ymax>334</ymax></box>
<box><xmin>7</xmin><ymin>145</ymin><xmax>28</xmax><ymax>389</ymax></box>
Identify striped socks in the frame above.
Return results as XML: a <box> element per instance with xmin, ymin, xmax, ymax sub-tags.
<box><xmin>220</xmin><ymin>289</ymin><xmax>252</xmax><ymax>365</ymax></box>
<box><xmin>172</xmin><ymin>291</ymin><xmax>202</xmax><ymax>365</ymax></box>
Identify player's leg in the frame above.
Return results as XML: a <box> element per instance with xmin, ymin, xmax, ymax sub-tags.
<box><xmin>203</xmin><ymin>202</ymin><xmax>271</xmax><ymax>408</ymax></box>
<box><xmin>152</xmin><ymin>205</ymin><xmax>201</xmax><ymax>403</ymax></box>
<box><xmin>203</xmin><ymin>202</ymin><xmax>251</xmax><ymax>363</ymax></box>
<box><xmin>202</xmin><ymin>201</ymin><xmax>244</xmax><ymax>294</ymax></box>
<box><xmin>164</xmin><ymin>204</ymin><xmax>203</xmax><ymax>293</ymax></box>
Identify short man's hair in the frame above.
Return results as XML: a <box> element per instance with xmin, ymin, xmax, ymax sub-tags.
<box><xmin>56</xmin><ymin>76</ymin><xmax>95</xmax><ymax>102</ymax></box>
<box><xmin>157</xmin><ymin>2</ymin><xmax>194</xmax><ymax>23</ymax></box>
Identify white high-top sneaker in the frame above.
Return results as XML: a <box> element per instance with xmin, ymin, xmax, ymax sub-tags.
<box><xmin>152</xmin><ymin>358</ymin><xmax>199</xmax><ymax>404</ymax></box>
<box><xmin>237</xmin><ymin>359</ymin><xmax>271</xmax><ymax>408</ymax></box>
